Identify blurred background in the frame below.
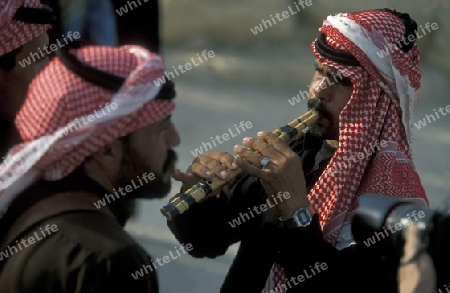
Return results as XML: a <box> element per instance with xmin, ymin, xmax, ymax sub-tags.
<box><xmin>53</xmin><ymin>0</ymin><xmax>450</xmax><ymax>291</ymax></box>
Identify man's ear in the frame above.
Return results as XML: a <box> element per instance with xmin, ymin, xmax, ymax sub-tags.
<box><xmin>84</xmin><ymin>139</ymin><xmax>124</xmax><ymax>185</ymax></box>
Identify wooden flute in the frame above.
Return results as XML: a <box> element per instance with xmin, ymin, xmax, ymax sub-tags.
<box><xmin>161</xmin><ymin>109</ymin><xmax>320</xmax><ymax>221</ymax></box>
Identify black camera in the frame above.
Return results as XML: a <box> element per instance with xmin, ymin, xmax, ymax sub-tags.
<box><xmin>351</xmin><ymin>193</ymin><xmax>450</xmax><ymax>290</ymax></box>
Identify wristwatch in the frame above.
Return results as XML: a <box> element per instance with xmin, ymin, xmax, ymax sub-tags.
<box><xmin>278</xmin><ymin>206</ymin><xmax>315</xmax><ymax>228</ymax></box>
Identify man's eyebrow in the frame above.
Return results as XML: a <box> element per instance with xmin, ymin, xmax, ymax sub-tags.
<box><xmin>313</xmin><ymin>61</ymin><xmax>351</xmax><ymax>85</ymax></box>
<box><xmin>314</xmin><ymin>60</ymin><xmax>340</xmax><ymax>73</ymax></box>
<box><xmin>327</xmin><ymin>67</ymin><xmax>340</xmax><ymax>75</ymax></box>
<box><xmin>314</xmin><ymin>61</ymin><xmax>336</xmax><ymax>78</ymax></box>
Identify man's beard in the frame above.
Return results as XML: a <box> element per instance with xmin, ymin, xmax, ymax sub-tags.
<box><xmin>117</xmin><ymin>147</ymin><xmax>178</xmax><ymax>199</ymax></box>
<box><xmin>307</xmin><ymin>99</ymin><xmax>338</xmax><ymax>139</ymax></box>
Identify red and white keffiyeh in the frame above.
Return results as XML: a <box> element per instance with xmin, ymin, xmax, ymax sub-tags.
<box><xmin>266</xmin><ymin>9</ymin><xmax>429</xmax><ymax>292</ymax></box>
<box><xmin>0</xmin><ymin>0</ymin><xmax>50</xmax><ymax>56</ymax></box>
<box><xmin>0</xmin><ymin>45</ymin><xmax>175</xmax><ymax>219</ymax></box>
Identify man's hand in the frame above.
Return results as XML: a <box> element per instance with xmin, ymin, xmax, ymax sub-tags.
<box><xmin>171</xmin><ymin>151</ymin><xmax>239</xmax><ymax>199</ymax></box>
<box><xmin>398</xmin><ymin>225</ymin><xmax>436</xmax><ymax>293</ymax></box>
<box><xmin>234</xmin><ymin>131</ymin><xmax>310</xmax><ymax>219</ymax></box>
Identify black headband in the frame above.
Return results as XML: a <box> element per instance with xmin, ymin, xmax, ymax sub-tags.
<box><xmin>13</xmin><ymin>4</ymin><xmax>56</xmax><ymax>25</ymax></box>
<box><xmin>314</xmin><ymin>33</ymin><xmax>361</xmax><ymax>66</ymax></box>
<box><xmin>55</xmin><ymin>45</ymin><xmax>175</xmax><ymax>100</ymax></box>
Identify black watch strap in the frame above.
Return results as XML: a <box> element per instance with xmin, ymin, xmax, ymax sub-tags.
<box><xmin>279</xmin><ymin>206</ymin><xmax>315</xmax><ymax>228</ymax></box>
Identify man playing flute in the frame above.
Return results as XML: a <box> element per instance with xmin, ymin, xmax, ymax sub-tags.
<box><xmin>169</xmin><ymin>8</ymin><xmax>429</xmax><ymax>293</ymax></box>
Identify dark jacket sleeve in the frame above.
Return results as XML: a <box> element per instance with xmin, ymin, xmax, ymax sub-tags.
<box><xmin>276</xmin><ymin>214</ymin><xmax>398</xmax><ymax>293</ymax></box>
<box><xmin>220</xmin><ymin>222</ymin><xmax>280</xmax><ymax>293</ymax></box>
<box><xmin>167</xmin><ymin>174</ymin><xmax>267</xmax><ymax>258</ymax></box>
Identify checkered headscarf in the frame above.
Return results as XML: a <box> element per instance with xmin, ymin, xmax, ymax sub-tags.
<box><xmin>0</xmin><ymin>0</ymin><xmax>52</xmax><ymax>56</ymax></box>
<box><xmin>0</xmin><ymin>45</ymin><xmax>175</xmax><ymax>218</ymax></box>
<box><xmin>267</xmin><ymin>9</ymin><xmax>429</xmax><ymax>292</ymax></box>
<box><xmin>309</xmin><ymin>8</ymin><xmax>428</xmax><ymax>245</ymax></box>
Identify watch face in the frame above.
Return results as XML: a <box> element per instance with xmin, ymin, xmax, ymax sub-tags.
<box><xmin>294</xmin><ymin>208</ymin><xmax>312</xmax><ymax>227</ymax></box>
<box><xmin>279</xmin><ymin>207</ymin><xmax>314</xmax><ymax>228</ymax></box>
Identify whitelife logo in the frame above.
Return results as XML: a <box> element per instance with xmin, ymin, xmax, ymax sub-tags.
<box><xmin>413</xmin><ymin>104</ymin><xmax>450</xmax><ymax>129</ymax></box>
<box><xmin>288</xmin><ymin>70</ymin><xmax>350</xmax><ymax>106</ymax></box>
<box><xmin>0</xmin><ymin>224</ymin><xmax>58</xmax><ymax>261</ymax></box>
<box><xmin>363</xmin><ymin>210</ymin><xmax>425</xmax><ymax>247</ymax></box>
<box><xmin>228</xmin><ymin>192</ymin><xmax>291</xmax><ymax>228</ymax></box>
<box><xmin>153</xmin><ymin>50</ymin><xmax>215</xmax><ymax>86</ymax></box>
<box><xmin>376</xmin><ymin>22</ymin><xmax>439</xmax><ymax>59</ymax></box>
<box><xmin>93</xmin><ymin>172</ymin><xmax>156</xmax><ymax>209</ymax></box>
<box><xmin>115</xmin><ymin>0</ymin><xmax>150</xmax><ymax>16</ymax></box>
<box><xmin>57</xmin><ymin>102</ymin><xmax>119</xmax><ymax>139</ymax></box>
<box><xmin>18</xmin><ymin>31</ymin><xmax>81</xmax><ymax>68</ymax></box>
<box><xmin>269</xmin><ymin>262</ymin><xmax>328</xmax><ymax>292</ymax></box>
<box><xmin>131</xmin><ymin>243</ymin><xmax>193</xmax><ymax>280</ymax></box>
<box><xmin>250</xmin><ymin>0</ymin><xmax>313</xmax><ymax>35</ymax></box>
<box><xmin>324</xmin><ymin>140</ymin><xmax>388</xmax><ymax>177</ymax></box>
<box><xmin>190</xmin><ymin>121</ymin><xmax>253</xmax><ymax>157</ymax></box>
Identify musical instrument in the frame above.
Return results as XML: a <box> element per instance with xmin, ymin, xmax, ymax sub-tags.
<box><xmin>161</xmin><ymin>109</ymin><xmax>320</xmax><ymax>220</ymax></box>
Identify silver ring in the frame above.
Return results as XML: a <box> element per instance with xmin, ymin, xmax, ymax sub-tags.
<box><xmin>260</xmin><ymin>157</ymin><xmax>271</xmax><ymax>168</ymax></box>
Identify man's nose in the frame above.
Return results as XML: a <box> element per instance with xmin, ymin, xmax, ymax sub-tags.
<box><xmin>167</xmin><ymin>124</ymin><xmax>180</xmax><ymax>148</ymax></box>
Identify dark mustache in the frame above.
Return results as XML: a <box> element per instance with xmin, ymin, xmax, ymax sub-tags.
<box><xmin>163</xmin><ymin>149</ymin><xmax>177</xmax><ymax>172</ymax></box>
<box><xmin>307</xmin><ymin>98</ymin><xmax>332</xmax><ymax>120</ymax></box>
